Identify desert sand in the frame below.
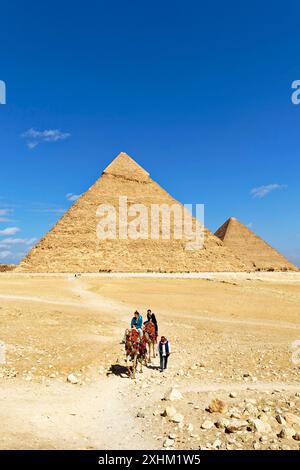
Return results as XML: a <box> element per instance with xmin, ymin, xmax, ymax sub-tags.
<box><xmin>0</xmin><ymin>271</ymin><xmax>300</xmax><ymax>450</ymax></box>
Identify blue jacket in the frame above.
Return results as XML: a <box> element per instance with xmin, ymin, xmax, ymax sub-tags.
<box><xmin>131</xmin><ymin>314</ymin><xmax>143</xmax><ymax>330</ymax></box>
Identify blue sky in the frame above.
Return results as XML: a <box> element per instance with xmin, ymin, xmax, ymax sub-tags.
<box><xmin>0</xmin><ymin>0</ymin><xmax>300</xmax><ymax>266</ymax></box>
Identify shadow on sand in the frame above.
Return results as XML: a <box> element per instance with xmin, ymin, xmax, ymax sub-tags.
<box><xmin>109</xmin><ymin>363</ymin><xmax>129</xmax><ymax>378</ymax></box>
<box><xmin>109</xmin><ymin>361</ymin><xmax>160</xmax><ymax>378</ymax></box>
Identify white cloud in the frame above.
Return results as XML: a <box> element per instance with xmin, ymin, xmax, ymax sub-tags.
<box><xmin>27</xmin><ymin>142</ymin><xmax>38</xmax><ymax>149</ymax></box>
<box><xmin>0</xmin><ymin>250</ymin><xmax>12</xmax><ymax>260</ymax></box>
<box><xmin>0</xmin><ymin>227</ymin><xmax>20</xmax><ymax>236</ymax></box>
<box><xmin>21</xmin><ymin>128</ymin><xmax>71</xmax><ymax>149</ymax></box>
<box><xmin>250</xmin><ymin>184</ymin><xmax>287</xmax><ymax>199</ymax></box>
<box><xmin>66</xmin><ymin>193</ymin><xmax>81</xmax><ymax>202</ymax></box>
<box><xmin>0</xmin><ymin>237</ymin><xmax>36</xmax><ymax>246</ymax></box>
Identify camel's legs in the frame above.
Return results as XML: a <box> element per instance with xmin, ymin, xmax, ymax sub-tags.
<box><xmin>132</xmin><ymin>354</ymin><xmax>138</xmax><ymax>379</ymax></box>
<box><xmin>126</xmin><ymin>354</ymin><xmax>132</xmax><ymax>378</ymax></box>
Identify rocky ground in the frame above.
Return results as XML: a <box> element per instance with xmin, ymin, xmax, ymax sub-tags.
<box><xmin>0</xmin><ymin>272</ymin><xmax>300</xmax><ymax>450</ymax></box>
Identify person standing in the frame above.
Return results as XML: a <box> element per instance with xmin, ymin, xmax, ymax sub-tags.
<box><xmin>158</xmin><ymin>335</ymin><xmax>171</xmax><ymax>372</ymax></box>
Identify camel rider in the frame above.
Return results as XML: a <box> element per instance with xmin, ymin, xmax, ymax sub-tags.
<box><xmin>131</xmin><ymin>310</ymin><xmax>143</xmax><ymax>337</ymax></box>
<box><xmin>144</xmin><ymin>309</ymin><xmax>158</xmax><ymax>340</ymax></box>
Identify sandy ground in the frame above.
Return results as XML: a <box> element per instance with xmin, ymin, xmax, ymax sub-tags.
<box><xmin>0</xmin><ymin>272</ymin><xmax>300</xmax><ymax>450</ymax></box>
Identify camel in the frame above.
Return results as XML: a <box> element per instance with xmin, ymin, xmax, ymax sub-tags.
<box><xmin>143</xmin><ymin>321</ymin><xmax>157</xmax><ymax>363</ymax></box>
<box><xmin>124</xmin><ymin>328</ymin><xmax>147</xmax><ymax>379</ymax></box>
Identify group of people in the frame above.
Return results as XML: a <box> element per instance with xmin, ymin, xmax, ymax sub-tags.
<box><xmin>128</xmin><ymin>309</ymin><xmax>171</xmax><ymax>372</ymax></box>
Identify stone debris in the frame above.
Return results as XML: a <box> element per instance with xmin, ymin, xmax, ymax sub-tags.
<box><xmin>67</xmin><ymin>373</ymin><xmax>79</xmax><ymax>384</ymax></box>
<box><xmin>208</xmin><ymin>399</ymin><xmax>228</xmax><ymax>414</ymax></box>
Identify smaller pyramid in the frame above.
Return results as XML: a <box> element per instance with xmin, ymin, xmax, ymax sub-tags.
<box><xmin>215</xmin><ymin>217</ymin><xmax>298</xmax><ymax>272</ymax></box>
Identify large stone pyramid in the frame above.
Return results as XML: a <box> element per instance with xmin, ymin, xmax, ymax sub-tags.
<box><xmin>18</xmin><ymin>153</ymin><xmax>246</xmax><ymax>273</ymax></box>
<box><xmin>215</xmin><ymin>217</ymin><xmax>298</xmax><ymax>271</ymax></box>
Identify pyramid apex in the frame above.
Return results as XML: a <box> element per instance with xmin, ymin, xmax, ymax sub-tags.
<box><xmin>225</xmin><ymin>216</ymin><xmax>237</xmax><ymax>223</ymax></box>
<box><xmin>103</xmin><ymin>151</ymin><xmax>150</xmax><ymax>181</ymax></box>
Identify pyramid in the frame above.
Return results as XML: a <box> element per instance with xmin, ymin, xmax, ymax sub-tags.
<box><xmin>18</xmin><ymin>152</ymin><xmax>246</xmax><ymax>273</ymax></box>
<box><xmin>215</xmin><ymin>217</ymin><xmax>298</xmax><ymax>272</ymax></box>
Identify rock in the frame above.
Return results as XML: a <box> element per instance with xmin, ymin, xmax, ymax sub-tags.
<box><xmin>162</xmin><ymin>405</ymin><xmax>177</xmax><ymax>418</ymax></box>
<box><xmin>164</xmin><ymin>387</ymin><xmax>183</xmax><ymax>402</ymax></box>
<box><xmin>215</xmin><ymin>417</ymin><xmax>230</xmax><ymax>429</ymax></box>
<box><xmin>285</xmin><ymin>413</ymin><xmax>300</xmax><ymax>431</ymax></box>
<box><xmin>229</xmin><ymin>392</ymin><xmax>237</xmax><ymax>398</ymax></box>
<box><xmin>187</xmin><ymin>423</ymin><xmax>194</xmax><ymax>432</ymax></box>
<box><xmin>67</xmin><ymin>373</ymin><xmax>79</xmax><ymax>384</ymax></box>
<box><xmin>277</xmin><ymin>427</ymin><xmax>295</xmax><ymax>439</ymax></box>
<box><xmin>171</xmin><ymin>413</ymin><xmax>184</xmax><ymax>424</ymax></box>
<box><xmin>137</xmin><ymin>410</ymin><xmax>145</xmax><ymax>418</ymax></box>
<box><xmin>201</xmin><ymin>419</ymin><xmax>214</xmax><ymax>430</ymax></box>
<box><xmin>163</xmin><ymin>438</ymin><xmax>174</xmax><ymax>447</ymax></box>
<box><xmin>262</xmin><ymin>407</ymin><xmax>270</xmax><ymax>413</ymax></box>
<box><xmin>225</xmin><ymin>419</ymin><xmax>248</xmax><ymax>433</ymax></box>
<box><xmin>208</xmin><ymin>399</ymin><xmax>228</xmax><ymax>414</ymax></box>
<box><xmin>277</xmin><ymin>428</ymin><xmax>287</xmax><ymax>439</ymax></box>
<box><xmin>229</xmin><ymin>407</ymin><xmax>242</xmax><ymax>419</ymax></box>
<box><xmin>275</xmin><ymin>414</ymin><xmax>286</xmax><ymax>425</ymax></box>
<box><xmin>244</xmin><ymin>403</ymin><xmax>257</xmax><ymax>416</ymax></box>
<box><xmin>293</xmin><ymin>433</ymin><xmax>300</xmax><ymax>441</ymax></box>
<box><xmin>212</xmin><ymin>439</ymin><xmax>222</xmax><ymax>449</ymax></box>
<box><xmin>249</xmin><ymin>418</ymin><xmax>272</xmax><ymax>434</ymax></box>
<box><xmin>169</xmin><ymin>433</ymin><xmax>176</xmax><ymax>440</ymax></box>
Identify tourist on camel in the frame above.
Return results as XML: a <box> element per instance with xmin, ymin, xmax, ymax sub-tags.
<box><xmin>131</xmin><ymin>310</ymin><xmax>143</xmax><ymax>336</ymax></box>
<box><xmin>144</xmin><ymin>309</ymin><xmax>158</xmax><ymax>340</ymax></box>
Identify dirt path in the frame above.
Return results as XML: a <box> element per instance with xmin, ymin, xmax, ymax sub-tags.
<box><xmin>0</xmin><ymin>374</ymin><xmax>158</xmax><ymax>450</ymax></box>
<box><xmin>0</xmin><ymin>277</ymin><xmax>158</xmax><ymax>450</ymax></box>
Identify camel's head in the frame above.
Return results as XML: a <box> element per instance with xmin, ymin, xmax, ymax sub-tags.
<box><xmin>125</xmin><ymin>328</ymin><xmax>131</xmax><ymax>339</ymax></box>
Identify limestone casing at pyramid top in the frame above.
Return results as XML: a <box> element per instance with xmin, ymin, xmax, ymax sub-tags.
<box><xmin>103</xmin><ymin>152</ymin><xmax>150</xmax><ymax>181</ymax></box>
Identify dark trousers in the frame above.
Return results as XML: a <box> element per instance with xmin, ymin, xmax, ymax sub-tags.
<box><xmin>160</xmin><ymin>354</ymin><xmax>168</xmax><ymax>370</ymax></box>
